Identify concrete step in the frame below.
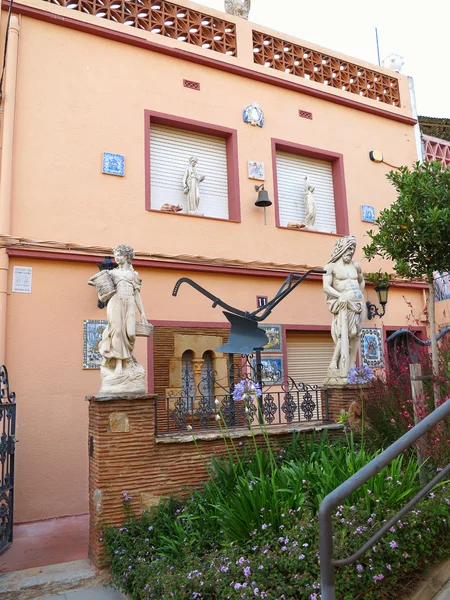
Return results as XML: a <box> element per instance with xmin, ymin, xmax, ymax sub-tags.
<box><xmin>0</xmin><ymin>559</ymin><xmax>109</xmax><ymax>600</ymax></box>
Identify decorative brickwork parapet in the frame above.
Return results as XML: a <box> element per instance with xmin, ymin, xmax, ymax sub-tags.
<box><xmin>252</xmin><ymin>30</ymin><xmax>400</xmax><ymax>107</ymax></box>
<box><xmin>42</xmin><ymin>0</ymin><xmax>237</xmax><ymax>56</ymax></box>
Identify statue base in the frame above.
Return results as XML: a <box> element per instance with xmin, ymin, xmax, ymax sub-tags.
<box><xmin>99</xmin><ymin>356</ymin><xmax>146</xmax><ymax>396</ymax></box>
<box><xmin>324</xmin><ymin>369</ymin><xmax>349</xmax><ymax>387</ymax></box>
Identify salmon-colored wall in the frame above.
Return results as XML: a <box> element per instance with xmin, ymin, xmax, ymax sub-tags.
<box><xmin>7</xmin><ymin>256</ymin><xmax>424</xmax><ymax>522</ymax></box>
<box><xmin>9</xmin><ymin>15</ymin><xmax>418</xmax><ymax>271</ymax></box>
<box><xmin>0</xmin><ymin>0</ymin><xmax>422</xmax><ymax>522</ymax></box>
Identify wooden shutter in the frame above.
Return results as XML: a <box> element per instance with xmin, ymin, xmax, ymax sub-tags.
<box><xmin>286</xmin><ymin>332</ymin><xmax>334</xmax><ymax>387</ymax></box>
<box><xmin>276</xmin><ymin>151</ymin><xmax>336</xmax><ymax>233</ymax></box>
<box><xmin>150</xmin><ymin>124</ymin><xmax>229</xmax><ymax>219</ymax></box>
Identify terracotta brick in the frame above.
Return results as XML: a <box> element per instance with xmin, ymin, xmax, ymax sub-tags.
<box><xmin>88</xmin><ymin>393</ymin><xmax>345</xmax><ymax>565</ymax></box>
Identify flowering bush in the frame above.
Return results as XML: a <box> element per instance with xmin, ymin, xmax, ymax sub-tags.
<box><xmin>361</xmin><ymin>340</ymin><xmax>450</xmax><ymax>467</ymax></box>
<box><xmin>102</xmin><ymin>433</ymin><xmax>449</xmax><ymax>600</ymax></box>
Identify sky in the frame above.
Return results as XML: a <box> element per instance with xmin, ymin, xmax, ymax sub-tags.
<box><xmin>200</xmin><ymin>0</ymin><xmax>450</xmax><ymax>118</ymax></box>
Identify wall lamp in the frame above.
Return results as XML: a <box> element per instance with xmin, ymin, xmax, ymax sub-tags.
<box><xmin>97</xmin><ymin>256</ymin><xmax>115</xmax><ymax>309</ymax></box>
<box><xmin>255</xmin><ymin>184</ymin><xmax>272</xmax><ymax>224</ymax></box>
<box><xmin>366</xmin><ymin>283</ymin><xmax>390</xmax><ymax>320</ymax></box>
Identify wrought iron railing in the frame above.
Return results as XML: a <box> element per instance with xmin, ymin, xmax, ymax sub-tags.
<box><xmin>318</xmin><ymin>397</ymin><xmax>450</xmax><ymax>600</ymax></box>
<box><xmin>155</xmin><ymin>375</ymin><xmax>328</xmax><ymax>435</ymax></box>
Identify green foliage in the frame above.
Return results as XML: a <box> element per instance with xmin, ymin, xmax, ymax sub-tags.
<box><xmin>102</xmin><ymin>432</ymin><xmax>450</xmax><ymax>600</ymax></box>
<box><xmin>363</xmin><ymin>161</ymin><xmax>450</xmax><ymax>280</ymax></box>
<box><xmin>365</xmin><ymin>271</ymin><xmax>392</xmax><ymax>287</ymax></box>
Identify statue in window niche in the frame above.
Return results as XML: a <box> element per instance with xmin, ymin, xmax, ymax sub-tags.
<box><xmin>304</xmin><ymin>176</ymin><xmax>316</xmax><ymax>228</ymax></box>
<box><xmin>323</xmin><ymin>236</ymin><xmax>365</xmax><ymax>385</ymax></box>
<box><xmin>183</xmin><ymin>156</ymin><xmax>206</xmax><ymax>216</ymax></box>
<box><xmin>88</xmin><ymin>244</ymin><xmax>153</xmax><ymax>396</ymax></box>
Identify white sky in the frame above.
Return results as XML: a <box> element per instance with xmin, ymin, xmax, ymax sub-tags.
<box><xmin>200</xmin><ymin>0</ymin><xmax>450</xmax><ymax>118</ymax></box>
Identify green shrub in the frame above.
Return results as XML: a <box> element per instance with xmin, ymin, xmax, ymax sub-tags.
<box><xmin>102</xmin><ymin>432</ymin><xmax>449</xmax><ymax>599</ymax></box>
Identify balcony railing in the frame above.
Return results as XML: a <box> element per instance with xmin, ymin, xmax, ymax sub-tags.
<box><xmin>155</xmin><ymin>378</ymin><xmax>328</xmax><ymax>435</ymax></box>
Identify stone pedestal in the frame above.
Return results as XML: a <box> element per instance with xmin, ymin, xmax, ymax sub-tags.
<box><xmin>322</xmin><ymin>384</ymin><xmax>360</xmax><ymax>423</ymax></box>
<box><xmin>87</xmin><ymin>393</ymin><xmax>156</xmax><ymax>566</ymax></box>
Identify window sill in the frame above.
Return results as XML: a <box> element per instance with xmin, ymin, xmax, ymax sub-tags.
<box><xmin>147</xmin><ymin>208</ymin><xmax>240</xmax><ymax>224</ymax></box>
<box><xmin>277</xmin><ymin>225</ymin><xmax>342</xmax><ymax>237</ymax></box>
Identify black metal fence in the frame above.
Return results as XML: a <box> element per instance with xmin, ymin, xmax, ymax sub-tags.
<box><xmin>0</xmin><ymin>366</ymin><xmax>16</xmax><ymax>556</ymax></box>
<box><xmin>155</xmin><ymin>374</ymin><xmax>328</xmax><ymax>436</ymax></box>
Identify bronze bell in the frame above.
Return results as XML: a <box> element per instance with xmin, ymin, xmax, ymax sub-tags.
<box><xmin>254</xmin><ymin>184</ymin><xmax>272</xmax><ymax>207</ymax></box>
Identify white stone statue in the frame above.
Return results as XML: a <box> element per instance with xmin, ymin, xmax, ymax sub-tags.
<box><xmin>382</xmin><ymin>53</ymin><xmax>404</xmax><ymax>73</ymax></box>
<box><xmin>323</xmin><ymin>236</ymin><xmax>365</xmax><ymax>384</ymax></box>
<box><xmin>224</xmin><ymin>0</ymin><xmax>251</xmax><ymax>19</ymax></box>
<box><xmin>183</xmin><ymin>156</ymin><xmax>205</xmax><ymax>215</ymax></box>
<box><xmin>88</xmin><ymin>245</ymin><xmax>152</xmax><ymax>395</ymax></box>
<box><xmin>303</xmin><ymin>176</ymin><xmax>316</xmax><ymax>228</ymax></box>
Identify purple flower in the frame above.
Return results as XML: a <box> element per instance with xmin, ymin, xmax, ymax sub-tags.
<box><xmin>348</xmin><ymin>365</ymin><xmax>373</xmax><ymax>384</ymax></box>
<box><xmin>389</xmin><ymin>541</ymin><xmax>398</xmax><ymax>549</ymax></box>
<box><xmin>232</xmin><ymin>379</ymin><xmax>262</xmax><ymax>402</ymax></box>
<box><xmin>356</xmin><ymin>564</ymin><xmax>364</xmax><ymax>572</ymax></box>
<box><xmin>373</xmin><ymin>574</ymin><xmax>384</xmax><ymax>582</ymax></box>
<box><xmin>244</xmin><ymin>566</ymin><xmax>251</xmax><ymax>578</ymax></box>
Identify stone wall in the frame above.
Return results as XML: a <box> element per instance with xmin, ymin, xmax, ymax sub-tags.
<box><xmin>88</xmin><ymin>392</ymin><xmax>352</xmax><ymax>566</ymax></box>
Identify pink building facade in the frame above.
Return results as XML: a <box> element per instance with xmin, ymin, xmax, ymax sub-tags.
<box><xmin>0</xmin><ymin>0</ymin><xmax>429</xmax><ymax>524</ymax></box>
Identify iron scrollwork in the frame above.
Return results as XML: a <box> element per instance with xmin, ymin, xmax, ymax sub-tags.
<box><xmin>0</xmin><ymin>365</ymin><xmax>16</xmax><ymax>556</ymax></box>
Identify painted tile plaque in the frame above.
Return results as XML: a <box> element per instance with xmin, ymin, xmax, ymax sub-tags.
<box><xmin>360</xmin><ymin>327</ymin><xmax>384</xmax><ymax>368</ymax></box>
<box><xmin>102</xmin><ymin>152</ymin><xmax>125</xmax><ymax>176</ymax></box>
<box><xmin>83</xmin><ymin>319</ymin><xmax>107</xmax><ymax>369</ymax></box>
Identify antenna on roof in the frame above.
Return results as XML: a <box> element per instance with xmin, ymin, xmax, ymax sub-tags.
<box><xmin>375</xmin><ymin>27</ymin><xmax>381</xmax><ymax>66</ymax></box>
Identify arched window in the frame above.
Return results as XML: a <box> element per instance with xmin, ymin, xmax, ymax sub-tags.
<box><xmin>200</xmin><ymin>350</ymin><xmax>215</xmax><ymax>402</ymax></box>
<box><xmin>181</xmin><ymin>350</ymin><xmax>195</xmax><ymax>409</ymax></box>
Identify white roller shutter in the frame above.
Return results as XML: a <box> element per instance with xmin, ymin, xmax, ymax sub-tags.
<box><xmin>286</xmin><ymin>332</ymin><xmax>334</xmax><ymax>387</ymax></box>
<box><xmin>276</xmin><ymin>152</ymin><xmax>336</xmax><ymax>233</ymax></box>
<box><xmin>150</xmin><ymin>124</ymin><xmax>229</xmax><ymax>219</ymax></box>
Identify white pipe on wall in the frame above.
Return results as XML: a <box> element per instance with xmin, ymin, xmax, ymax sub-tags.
<box><xmin>0</xmin><ymin>15</ymin><xmax>20</xmax><ymax>364</ymax></box>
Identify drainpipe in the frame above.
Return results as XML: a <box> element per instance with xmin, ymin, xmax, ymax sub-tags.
<box><xmin>408</xmin><ymin>76</ymin><xmax>424</xmax><ymax>163</ymax></box>
<box><xmin>0</xmin><ymin>15</ymin><xmax>20</xmax><ymax>364</ymax></box>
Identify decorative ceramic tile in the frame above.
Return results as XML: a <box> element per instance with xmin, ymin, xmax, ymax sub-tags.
<box><xmin>361</xmin><ymin>204</ymin><xmax>376</xmax><ymax>223</ymax></box>
<box><xmin>248</xmin><ymin>161</ymin><xmax>265</xmax><ymax>180</ymax></box>
<box><xmin>259</xmin><ymin>324</ymin><xmax>282</xmax><ymax>352</ymax></box>
<box><xmin>83</xmin><ymin>319</ymin><xmax>107</xmax><ymax>369</ymax></box>
<box><xmin>252</xmin><ymin>355</ymin><xmax>284</xmax><ymax>384</ymax></box>
<box><xmin>360</xmin><ymin>328</ymin><xmax>384</xmax><ymax>368</ymax></box>
<box><xmin>243</xmin><ymin>102</ymin><xmax>264</xmax><ymax>127</ymax></box>
<box><xmin>102</xmin><ymin>152</ymin><xmax>125</xmax><ymax>176</ymax></box>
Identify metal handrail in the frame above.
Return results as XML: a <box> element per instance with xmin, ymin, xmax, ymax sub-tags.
<box><xmin>319</xmin><ymin>398</ymin><xmax>450</xmax><ymax>600</ymax></box>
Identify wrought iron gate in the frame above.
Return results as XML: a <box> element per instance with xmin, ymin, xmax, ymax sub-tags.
<box><xmin>0</xmin><ymin>366</ymin><xmax>16</xmax><ymax>555</ymax></box>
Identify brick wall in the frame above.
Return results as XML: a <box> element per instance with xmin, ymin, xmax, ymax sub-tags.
<box><xmin>88</xmin><ymin>389</ymin><xmax>353</xmax><ymax>565</ymax></box>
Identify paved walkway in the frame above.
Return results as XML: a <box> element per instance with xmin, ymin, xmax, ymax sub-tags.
<box><xmin>0</xmin><ymin>514</ymin><xmax>89</xmax><ymax>573</ymax></box>
<box><xmin>41</xmin><ymin>585</ymin><xmax>127</xmax><ymax>599</ymax></box>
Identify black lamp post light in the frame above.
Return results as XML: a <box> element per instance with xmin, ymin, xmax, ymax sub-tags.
<box><xmin>97</xmin><ymin>256</ymin><xmax>116</xmax><ymax>309</ymax></box>
<box><xmin>366</xmin><ymin>283</ymin><xmax>390</xmax><ymax>320</ymax></box>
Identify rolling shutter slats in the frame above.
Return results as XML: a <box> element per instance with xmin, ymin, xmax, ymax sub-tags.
<box><xmin>150</xmin><ymin>125</ymin><xmax>229</xmax><ymax>219</ymax></box>
<box><xmin>276</xmin><ymin>152</ymin><xmax>336</xmax><ymax>233</ymax></box>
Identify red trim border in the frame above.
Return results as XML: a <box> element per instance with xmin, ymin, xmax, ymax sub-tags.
<box><xmin>144</xmin><ymin>110</ymin><xmax>241</xmax><ymax>222</ymax></box>
<box><xmin>5</xmin><ymin>1</ymin><xmax>417</xmax><ymax>127</ymax></box>
<box><xmin>6</xmin><ymin>248</ymin><xmax>429</xmax><ymax>289</ymax></box>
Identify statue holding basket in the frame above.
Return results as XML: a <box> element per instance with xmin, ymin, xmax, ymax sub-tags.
<box><xmin>88</xmin><ymin>244</ymin><xmax>153</xmax><ymax>395</ymax></box>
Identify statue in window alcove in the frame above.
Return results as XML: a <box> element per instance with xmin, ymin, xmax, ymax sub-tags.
<box><xmin>183</xmin><ymin>156</ymin><xmax>206</xmax><ymax>216</ymax></box>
